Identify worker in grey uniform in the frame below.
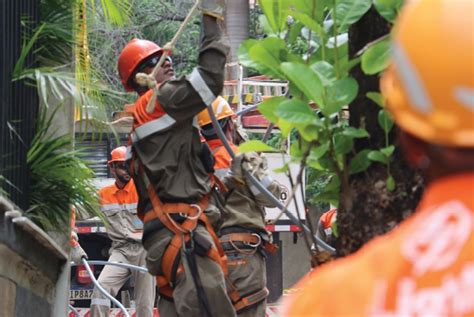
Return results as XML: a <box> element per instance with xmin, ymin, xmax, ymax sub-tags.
<box><xmin>197</xmin><ymin>97</ymin><xmax>281</xmax><ymax>316</ymax></box>
<box><xmin>116</xmin><ymin>1</ymin><xmax>235</xmax><ymax>316</ymax></box>
<box><xmin>90</xmin><ymin>146</ymin><xmax>156</xmax><ymax>317</ymax></box>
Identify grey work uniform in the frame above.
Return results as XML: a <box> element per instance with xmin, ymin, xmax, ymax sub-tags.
<box><xmin>128</xmin><ymin>16</ymin><xmax>235</xmax><ymax>317</ymax></box>
<box><xmin>91</xmin><ymin>180</ymin><xmax>156</xmax><ymax>317</ymax></box>
<box><xmin>219</xmin><ymin>151</ymin><xmax>281</xmax><ymax>317</ymax></box>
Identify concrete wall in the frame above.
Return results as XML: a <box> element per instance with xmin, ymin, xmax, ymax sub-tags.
<box><xmin>0</xmin><ymin>197</ymin><xmax>69</xmax><ymax>317</ymax></box>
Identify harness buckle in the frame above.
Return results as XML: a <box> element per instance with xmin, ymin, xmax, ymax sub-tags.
<box><xmin>179</xmin><ymin>204</ymin><xmax>202</xmax><ymax>220</ymax></box>
<box><xmin>244</xmin><ymin>233</ymin><xmax>262</xmax><ymax>248</ymax></box>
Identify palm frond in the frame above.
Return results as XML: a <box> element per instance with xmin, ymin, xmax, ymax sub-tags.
<box><xmin>27</xmin><ymin>107</ymin><xmax>104</xmax><ymax>231</ymax></box>
<box><xmin>93</xmin><ymin>0</ymin><xmax>131</xmax><ymax>26</ymax></box>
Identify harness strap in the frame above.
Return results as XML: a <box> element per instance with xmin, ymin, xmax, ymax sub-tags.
<box><xmin>233</xmin><ymin>288</ymin><xmax>270</xmax><ymax>313</ymax></box>
<box><xmin>128</xmin><ymin>145</ymin><xmax>228</xmax><ymax>301</ymax></box>
<box><xmin>226</xmin><ymin>277</ymin><xmax>269</xmax><ymax>312</ymax></box>
<box><xmin>220</xmin><ymin>233</ymin><xmax>261</xmax><ymax>245</ymax></box>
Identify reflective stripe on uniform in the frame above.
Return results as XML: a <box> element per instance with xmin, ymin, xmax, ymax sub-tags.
<box><xmin>100</xmin><ymin>203</ymin><xmax>138</xmax><ymax>211</ymax></box>
<box><xmin>249</xmin><ymin>175</ymin><xmax>274</xmax><ymax>196</ymax></box>
<box><xmin>125</xmin><ymin>145</ymin><xmax>133</xmax><ymax>161</ymax></box>
<box><xmin>91</xmin><ymin>298</ymin><xmax>111</xmax><ymax>307</ymax></box>
<box><xmin>130</xmin><ymin>114</ymin><xmax>176</xmax><ymax>143</ymax></box>
<box><xmin>187</xmin><ymin>68</ymin><xmax>216</xmax><ymax>106</ymax></box>
<box><xmin>214</xmin><ymin>168</ymin><xmax>229</xmax><ymax>179</ymax></box>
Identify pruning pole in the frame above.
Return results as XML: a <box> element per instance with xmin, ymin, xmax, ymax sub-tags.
<box><xmin>134</xmin><ymin>0</ymin><xmax>201</xmax><ymax>114</ymax></box>
<box><xmin>205</xmin><ymin>102</ymin><xmax>336</xmax><ymax>254</ymax></box>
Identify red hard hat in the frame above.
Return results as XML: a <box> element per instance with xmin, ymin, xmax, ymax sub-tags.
<box><xmin>117</xmin><ymin>39</ymin><xmax>164</xmax><ymax>91</ymax></box>
<box><xmin>108</xmin><ymin>146</ymin><xmax>127</xmax><ymax>165</ymax></box>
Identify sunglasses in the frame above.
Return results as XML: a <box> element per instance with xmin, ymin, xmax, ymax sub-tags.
<box><xmin>137</xmin><ymin>55</ymin><xmax>173</xmax><ymax>72</ymax></box>
<box><xmin>112</xmin><ymin>162</ymin><xmax>127</xmax><ymax>170</ymax></box>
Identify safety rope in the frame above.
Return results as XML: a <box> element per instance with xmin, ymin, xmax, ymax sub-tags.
<box><xmin>134</xmin><ymin>0</ymin><xmax>201</xmax><ymax>114</ymax></box>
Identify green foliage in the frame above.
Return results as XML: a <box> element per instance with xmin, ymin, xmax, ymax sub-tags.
<box><xmin>238</xmin><ymin>140</ymin><xmax>278</xmax><ymax>153</ymax></box>
<box><xmin>27</xmin><ymin>108</ymin><xmax>101</xmax><ymax>230</ymax></box>
<box><xmin>241</xmin><ymin>0</ymin><xmax>400</xmax><ymax>204</ymax></box>
<box><xmin>335</xmin><ymin>0</ymin><xmax>372</xmax><ymax>32</ymax></box>
<box><xmin>373</xmin><ymin>0</ymin><xmax>403</xmax><ymax>22</ymax></box>
<box><xmin>86</xmin><ymin>0</ymin><xmax>202</xmax><ymax>109</ymax></box>
<box><xmin>361</xmin><ymin>37</ymin><xmax>391</xmax><ymax>75</ymax></box>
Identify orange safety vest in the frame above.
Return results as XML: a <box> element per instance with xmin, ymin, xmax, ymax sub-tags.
<box><xmin>99</xmin><ymin>179</ymin><xmax>139</xmax><ymax>207</ymax></box>
<box><xmin>98</xmin><ymin>180</ymin><xmax>142</xmax><ymax>242</ymax></box>
<box><xmin>206</xmin><ymin>138</ymin><xmax>238</xmax><ymax>179</ymax></box>
<box><xmin>282</xmin><ymin>172</ymin><xmax>474</xmax><ymax>317</ymax></box>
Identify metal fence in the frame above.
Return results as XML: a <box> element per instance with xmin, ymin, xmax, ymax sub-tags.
<box><xmin>0</xmin><ymin>0</ymin><xmax>39</xmax><ymax>210</ymax></box>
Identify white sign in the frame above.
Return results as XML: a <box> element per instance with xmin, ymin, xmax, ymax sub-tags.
<box><xmin>264</xmin><ymin>153</ymin><xmax>305</xmax><ymax>221</ymax></box>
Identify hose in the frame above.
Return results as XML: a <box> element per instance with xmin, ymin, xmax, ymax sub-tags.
<box><xmin>80</xmin><ymin>258</ymin><xmax>130</xmax><ymax>317</ymax></box>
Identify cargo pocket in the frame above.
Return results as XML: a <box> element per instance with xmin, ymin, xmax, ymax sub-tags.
<box><xmin>143</xmin><ymin>230</ymin><xmax>172</xmax><ymax>276</ymax></box>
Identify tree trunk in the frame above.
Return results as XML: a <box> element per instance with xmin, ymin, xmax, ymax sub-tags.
<box><xmin>336</xmin><ymin>7</ymin><xmax>424</xmax><ymax>256</ymax></box>
<box><xmin>224</xmin><ymin>0</ymin><xmax>249</xmax><ymax>80</ymax></box>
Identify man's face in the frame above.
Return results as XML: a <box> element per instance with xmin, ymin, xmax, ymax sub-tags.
<box><xmin>141</xmin><ymin>54</ymin><xmax>175</xmax><ymax>83</ymax></box>
<box><xmin>111</xmin><ymin>161</ymin><xmax>131</xmax><ymax>184</ymax></box>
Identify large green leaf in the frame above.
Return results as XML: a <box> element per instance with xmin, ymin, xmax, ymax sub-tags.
<box><xmin>324</xmin><ymin>77</ymin><xmax>358</xmax><ymax>116</ymax></box>
<box><xmin>386</xmin><ymin>174</ymin><xmax>396</xmax><ymax>191</ymax></box>
<box><xmin>258</xmin><ymin>0</ymin><xmax>292</xmax><ymax>34</ymax></box>
<box><xmin>367</xmin><ymin>150</ymin><xmax>388</xmax><ymax>164</ymax></box>
<box><xmin>334</xmin><ymin>133</ymin><xmax>354</xmax><ymax>155</ymax></box>
<box><xmin>258</xmin><ymin>14</ymin><xmax>275</xmax><ymax>35</ymax></box>
<box><xmin>238</xmin><ymin>39</ymin><xmax>262</xmax><ymax>70</ymax></box>
<box><xmin>299</xmin><ymin>124</ymin><xmax>319</xmax><ymax>141</ymax></box>
<box><xmin>278</xmin><ymin>118</ymin><xmax>293</xmax><ymax>138</ymax></box>
<box><xmin>342</xmin><ymin>127</ymin><xmax>370</xmax><ymax>138</ymax></box>
<box><xmin>335</xmin><ymin>0</ymin><xmax>372</xmax><ymax>31</ymax></box>
<box><xmin>238</xmin><ymin>140</ymin><xmax>278</xmax><ymax>153</ymax></box>
<box><xmin>361</xmin><ymin>37</ymin><xmax>391</xmax><ymax>75</ymax></box>
<box><xmin>311</xmin><ymin>61</ymin><xmax>336</xmax><ymax>86</ymax></box>
<box><xmin>249</xmin><ymin>37</ymin><xmax>288</xmax><ymax>78</ymax></box>
<box><xmin>287</xmin><ymin>11</ymin><xmax>323</xmax><ymax>35</ymax></box>
<box><xmin>373</xmin><ymin>0</ymin><xmax>403</xmax><ymax>22</ymax></box>
<box><xmin>349</xmin><ymin>149</ymin><xmax>372</xmax><ymax>174</ymax></box>
<box><xmin>380</xmin><ymin>145</ymin><xmax>395</xmax><ymax>157</ymax></box>
<box><xmin>280</xmin><ymin>62</ymin><xmax>324</xmax><ymax>105</ymax></box>
<box><xmin>287</xmin><ymin>21</ymin><xmax>304</xmax><ymax>44</ymax></box>
<box><xmin>378</xmin><ymin>109</ymin><xmax>394</xmax><ymax>133</ymax></box>
<box><xmin>275</xmin><ymin>99</ymin><xmax>316</xmax><ymax>124</ymax></box>
<box><xmin>310</xmin><ymin>142</ymin><xmax>330</xmax><ymax>160</ymax></box>
<box><xmin>293</xmin><ymin>0</ymin><xmax>326</xmax><ymax>23</ymax></box>
<box><xmin>258</xmin><ymin>96</ymin><xmax>287</xmax><ymax>124</ymax></box>
<box><xmin>366</xmin><ymin>91</ymin><xmax>385</xmax><ymax>107</ymax></box>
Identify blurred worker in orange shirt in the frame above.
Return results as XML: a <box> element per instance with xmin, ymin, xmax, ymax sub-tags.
<box><xmin>90</xmin><ymin>146</ymin><xmax>155</xmax><ymax>317</ymax></box>
<box><xmin>281</xmin><ymin>0</ymin><xmax>474</xmax><ymax>316</ymax></box>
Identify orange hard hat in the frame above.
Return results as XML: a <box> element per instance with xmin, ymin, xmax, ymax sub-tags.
<box><xmin>197</xmin><ymin>96</ymin><xmax>236</xmax><ymax>127</ymax></box>
<box><xmin>380</xmin><ymin>0</ymin><xmax>474</xmax><ymax>147</ymax></box>
<box><xmin>117</xmin><ymin>39</ymin><xmax>164</xmax><ymax>91</ymax></box>
<box><xmin>108</xmin><ymin>146</ymin><xmax>127</xmax><ymax>165</ymax></box>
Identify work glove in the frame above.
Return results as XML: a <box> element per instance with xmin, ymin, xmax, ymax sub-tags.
<box><xmin>70</xmin><ymin>244</ymin><xmax>88</xmax><ymax>264</ymax></box>
<box><xmin>230</xmin><ymin>152</ymin><xmax>268</xmax><ymax>183</ymax></box>
<box><xmin>198</xmin><ymin>0</ymin><xmax>225</xmax><ymax>20</ymax></box>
